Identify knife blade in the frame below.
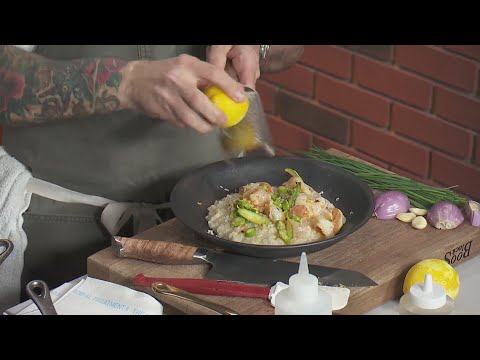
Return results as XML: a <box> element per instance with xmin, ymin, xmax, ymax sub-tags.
<box><xmin>112</xmin><ymin>236</ymin><xmax>377</xmax><ymax>287</ymax></box>
<box><xmin>220</xmin><ymin>87</ymin><xmax>275</xmax><ymax>158</ymax></box>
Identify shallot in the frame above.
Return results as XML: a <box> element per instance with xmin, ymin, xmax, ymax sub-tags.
<box><xmin>374</xmin><ymin>191</ymin><xmax>411</xmax><ymax>220</ymax></box>
<box><xmin>465</xmin><ymin>200</ymin><xmax>480</xmax><ymax>227</ymax></box>
<box><xmin>427</xmin><ymin>201</ymin><xmax>464</xmax><ymax>230</ymax></box>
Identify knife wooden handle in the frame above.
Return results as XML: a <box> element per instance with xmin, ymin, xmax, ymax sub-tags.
<box><xmin>112</xmin><ymin>236</ymin><xmax>203</xmax><ymax>265</ymax></box>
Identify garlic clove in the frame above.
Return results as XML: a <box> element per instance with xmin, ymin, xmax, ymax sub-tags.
<box><xmin>412</xmin><ymin>216</ymin><xmax>428</xmax><ymax>230</ymax></box>
<box><xmin>409</xmin><ymin>207</ymin><xmax>428</xmax><ymax>216</ymax></box>
<box><xmin>396</xmin><ymin>212</ymin><xmax>416</xmax><ymax>223</ymax></box>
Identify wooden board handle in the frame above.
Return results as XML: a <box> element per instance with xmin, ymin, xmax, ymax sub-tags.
<box><xmin>112</xmin><ymin>236</ymin><xmax>202</xmax><ymax>265</ymax></box>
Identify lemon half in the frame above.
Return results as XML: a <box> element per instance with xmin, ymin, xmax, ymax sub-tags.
<box><xmin>403</xmin><ymin>259</ymin><xmax>460</xmax><ymax>299</ymax></box>
<box><xmin>204</xmin><ymin>85</ymin><xmax>249</xmax><ymax>128</ymax></box>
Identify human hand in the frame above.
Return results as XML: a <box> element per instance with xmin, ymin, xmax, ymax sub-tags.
<box><xmin>207</xmin><ymin>45</ymin><xmax>261</xmax><ymax>88</ymax></box>
<box><xmin>118</xmin><ymin>54</ymin><xmax>246</xmax><ymax>133</ymax></box>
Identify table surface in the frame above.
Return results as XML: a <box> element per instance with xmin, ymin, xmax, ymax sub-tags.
<box><xmin>86</xmin><ymin>149</ymin><xmax>480</xmax><ymax>315</ymax></box>
<box><xmin>367</xmin><ymin>255</ymin><xmax>480</xmax><ymax>315</ymax></box>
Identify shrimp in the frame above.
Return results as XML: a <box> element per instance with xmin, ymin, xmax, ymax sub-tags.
<box><xmin>290</xmin><ymin>205</ymin><xmax>309</xmax><ymax>218</ymax></box>
<box><xmin>266</xmin><ymin>202</ymin><xmax>284</xmax><ymax>222</ymax></box>
<box><xmin>332</xmin><ymin>208</ymin><xmax>346</xmax><ymax>235</ymax></box>
<box><xmin>240</xmin><ymin>182</ymin><xmax>272</xmax><ymax>212</ymax></box>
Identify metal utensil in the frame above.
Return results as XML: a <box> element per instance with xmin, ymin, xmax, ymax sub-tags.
<box><xmin>25</xmin><ymin>280</ymin><xmax>58</xmax><ymax>315</ymax></box>
<box><xmin>150</xmin><ymin>282</ymin><xmax>239</xmax><ymax>315</ymax></box>
<box><xmin>220</xmin><ymin>87</ymin><xmax>275</xmax><ymax>158</ymax></box>
<box><xmin>113</xmin><ymin>236</ymin><xmax>377</xmax><ymax>287</ymax></box>
<box><xmin>0</xmin><ymin>239</ymin><xmax>14</xmax><ymax>267</ymax></box>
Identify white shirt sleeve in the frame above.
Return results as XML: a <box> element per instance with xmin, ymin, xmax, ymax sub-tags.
<box><xmin>13</xmin><ymin>45</ymin><xmax>37</xmax><ymax>52</ymax></box>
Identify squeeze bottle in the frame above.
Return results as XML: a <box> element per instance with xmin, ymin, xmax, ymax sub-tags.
<box><xmin>275</xmin><ymin>252</ymin><xmax>332</xmax><ymax>315</ymax></box>
<box><xmin>399</xmin><ymin>273</ymin><xmax>455</xmax><ymax>315</ymax></box>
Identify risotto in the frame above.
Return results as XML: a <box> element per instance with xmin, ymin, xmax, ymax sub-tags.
<box><xmin>206</xmin><ymin>168</ymin><xmax>346</xmax><ymax>246</ymax></box>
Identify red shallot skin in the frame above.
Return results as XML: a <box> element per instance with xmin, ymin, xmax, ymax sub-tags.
<box><xmin>427</xmin><ymin>201</ymin><xmax>464</xmax><ymax>230</ymax></box>
<box><xmin>373</xmin><ymin>191</ymin><xmax>411</xmax><ymax>220</ymax></box>
<box><xmin>465</xmin><ymin>200</ymin><xmax>480</xmax><ymax>227</ymax></box>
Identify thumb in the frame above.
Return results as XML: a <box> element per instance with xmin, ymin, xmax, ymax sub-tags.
<box><xmin>232</xmin><ymin>57</ymin><xmax>258</xmax><ymax>89</ymax></box>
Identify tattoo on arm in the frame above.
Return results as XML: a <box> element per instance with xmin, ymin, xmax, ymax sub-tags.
<box><xmin>0</xmin><ymin>45</ymin><xmax>127</xmax><ymax>125</ymax></box>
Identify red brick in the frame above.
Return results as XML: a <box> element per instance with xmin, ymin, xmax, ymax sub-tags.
<box><xmin>396</xmin><ymin>45</ymin><xmax>476</xmax><ymax>92</ymax></box>
<box><xmin>343</xmin><ymin>45</ymin><xmax>392</xmax><ymax>62</ymax></box>
<box><xmin>261</xmin><ymin>64</ymin><xmax>314</xmax><ymax>97</ymax></box>
<box><xmin>351</xmin><ymin>121</ymin><xmax>430</xmax><ymax>176</ymax></box>
<box><xmin>434</xmin><ymin>87</ymin><xmax>480</xmax><ymax>132</ymax></box>
<box><xmin>444</xmin><ymin>45</ymin><xmax>480</xmax><ymax>62</ymax></box>
<box><xmin>267</xmin><ymin>115</ymin><xmax>312</xmax><ymax>152</ymax></box>
<box><xmin>313</xmin><ymin>135</ymin><xmax>389</xmax><ymax>169</ymax></box>
<box><xmin>431</xmin><ymin>152</ymin><xmax>480</xmax><ymax>200</ymax></box>
<box><xmin>276</xmin><ymin>90</ymin><xmax>350</xmax><ymax>144</ymax></box>
<box><xmin>256</xmin><ymin>80</ymin><xmax>276</xmax><ymax>114</ymax></box>
<box><xmin>354</xmin><ymin>55</ymin><xmax>432</xmax><ymax>110</ymax></box>
<box><xmin>315</xmin><ymin>73</ymin><xmax>390</xmax><ymax>127</ymax></box>
<box><xmin>477</xmin><ymin>69</ymin><xmax>480</xmax><ymax>98</ymax></box>
<box><xmin>391</xmin><ymin>103</ymin><xmax>472</xmax><ymax>159</ymax></box>
<box><xmin>475</xmin><ymin>136</ymin><xmax>480</xmax><ymax>166</ymax></box>
<box><xmin>301</xmin><ymin>45</ymin><xmax>352</xmax><ymax>80</ymax></box>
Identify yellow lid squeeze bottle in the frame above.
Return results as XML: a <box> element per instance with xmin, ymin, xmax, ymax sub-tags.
<box><xmin>399</xmin><ymin>273</ymin><xmax>455</xmax><ymax>315</ymax></box>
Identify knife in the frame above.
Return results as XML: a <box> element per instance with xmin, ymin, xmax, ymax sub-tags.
<box><xmin>112</xmin><ymin>236</ymin><xmax>377</xmax><ymax>288</ymax></box>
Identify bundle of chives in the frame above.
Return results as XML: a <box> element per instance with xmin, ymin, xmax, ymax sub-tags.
<box><xmin>303</xmin><ymin>146</ymin><xmax>467</xmax><ymax>209</ymax></box>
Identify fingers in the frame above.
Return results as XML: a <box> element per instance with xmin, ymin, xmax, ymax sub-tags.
<box><xmin>191</xmin><ymin>59</ymin><xmax>245</xmax><ymax>102</ymax></box>
<box><xmin>231</xmin><ymin>47</ymin><xmax>260</xmax><ymax>88</ymax></box>
<box><xmin>207</xmin><ymin>45</ymin><xmax>232</xmax><ymax>69</ymax></box>
<box><xmin>232</xmin><ymin>56</ymin><xmax>259</xmax><ymax>89</ymax></box>
<box><xmin>182</xmin><ymin>86</ymin><xmax>227</xmax><ymax>127</ymax></box>
<box><xmin>225</xmin><ymin>61</ymin><xmax>239</xmax><ymax>81</ymax></box>
<box><xmin>172</xmin><ymin>97</ymin><xmax>214</xmax><ymax>134</ymax></box>
<box><xmin>177</xmin><ymin>53</ymin><xmax>245</xmax><ymax>102</ymax></box>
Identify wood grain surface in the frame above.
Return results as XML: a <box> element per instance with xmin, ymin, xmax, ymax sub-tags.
<box><xmin>88</xmin><ymin>151</ymin><xmax>480</xmax><ymax>315</ymax></box>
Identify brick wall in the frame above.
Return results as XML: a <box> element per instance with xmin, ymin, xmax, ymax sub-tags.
<box><xmin>1</xmin><ymin>45</ymin><xmax>478</xmax><ymax>201</ymax></box>
<box><xmin>259</xmin><ymin>45</ymin><xmax>480</xmax><ymax>201</ymax></box>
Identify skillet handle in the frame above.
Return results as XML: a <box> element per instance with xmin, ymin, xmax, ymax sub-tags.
<box><xmin>112</xmin><ymin>236</ymin><xmax>204</xmax><ymax>265</ymax></box>
<box><xmin>0</xmin><ymin>239</ymin><xmax>14</xmax><ymax>266</ymax></box>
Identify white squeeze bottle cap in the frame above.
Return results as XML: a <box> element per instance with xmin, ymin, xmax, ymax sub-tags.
<box><xmin>274</xmin><ymin>252</ymin><xmax>332</xmax><ymax>315</ymax></box>
<box><xmin>409</xmin><ymin>273</ymin><xmax>447</xmax><ymax>310</ymax></box>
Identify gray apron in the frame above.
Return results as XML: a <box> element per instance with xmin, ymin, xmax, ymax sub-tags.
<box><xmin>3</xmin><ymin>45</ymin><xmax>224</xmax><ymax>293</ymax></box>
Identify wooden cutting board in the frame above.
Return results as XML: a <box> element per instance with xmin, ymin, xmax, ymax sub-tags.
<box><xmin>87</xmin><ymin>151</ymin><xmax>480</xmax><ymax>315</ymax></box>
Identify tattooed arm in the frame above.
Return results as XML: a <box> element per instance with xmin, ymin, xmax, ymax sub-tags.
<box><xmin>0</xmin><ymin>45</ymin><xmax>127</xmax><ymax>125</ymax></box>
<box><xmin>0</xmin><ymin>45</ymin><xmax>245</xmax><ymax>133</ymax></box>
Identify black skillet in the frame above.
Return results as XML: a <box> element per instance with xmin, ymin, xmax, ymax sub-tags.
<box><xmin>171</xmin><ymin>157</ymin><xmax>374</xmax><ymax>258</ymax></box>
